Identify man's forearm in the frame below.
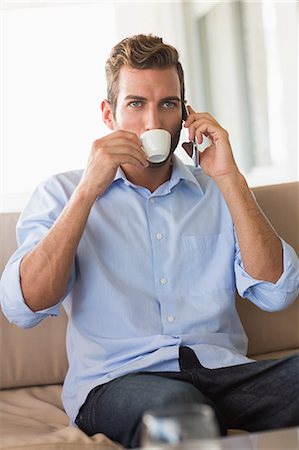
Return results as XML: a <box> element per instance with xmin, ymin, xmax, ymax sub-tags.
<box><xmin>215</xmin><ymin>171</ymin><xmax>283</xmax><ymax>283</ymax></box>
<box><xmin>183</xmin><ymin>108</ymin><xmax>283</xmax><ymax>283</ymax></box>
<box><xmin>20</xmin><ymin>185</ymin><xmax>97</xmax><ymax>312</ymax></box>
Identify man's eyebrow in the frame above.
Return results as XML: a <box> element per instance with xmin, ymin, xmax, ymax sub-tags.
<box><xmin>124</xmin><ymin>95</ymin><xmax>183</xmax><ymax>102</ymax></box>
<box><xmin>124</xmin><ymin>95</ymin><xmax>147</xmax><ymax>100</ymax></box>
<box><xmin>160</xmin><ymin>96</ymin><xmax>182</xmax><ymax>103</ymax></box>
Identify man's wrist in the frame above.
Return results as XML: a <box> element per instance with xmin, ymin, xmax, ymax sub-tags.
<box><xmin>213</xmin><ymin>169</ymin><xmax>246</xmax><ymax>192</ymax></box>
<box><xmin>72</xmin><ymin>182</ymin><xmax>99</xmax><ymax>208</ymax></box>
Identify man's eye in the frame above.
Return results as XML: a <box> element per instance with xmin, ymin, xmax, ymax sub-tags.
<box><xmin>129</xmin><ymin>101</ymin><xmax>142</xmax><ymax>108</ymax></box>
<box><xmin>163</xmin><ymin>101</ymin><xmax>177</xmax><ymax>109</ymax></box>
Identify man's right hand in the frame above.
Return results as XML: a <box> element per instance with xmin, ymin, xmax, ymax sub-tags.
<box><xmin>78</xmin><ymin>130</ymin><xmax>149</xmax><ymax>200</ymax></box>
<box><xmin>20</xmin><ymin>130</ymin><xmax>149</xmax><ymax>312</ymax></box>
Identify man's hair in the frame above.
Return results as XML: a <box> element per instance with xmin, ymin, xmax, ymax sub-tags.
<box><xmin>105</xmin><ymin>34</ymin><xmax>186</xmax><ymax>117</ymax></box>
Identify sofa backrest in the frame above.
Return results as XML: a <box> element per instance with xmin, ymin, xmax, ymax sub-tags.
<box><xmin>0</xmin><ymin>182</ymin><xmax>298</xmax><ymax>389</ymax></box>
<box><xmin>0</xmin><ymin>213</ymin><xmax>68</xmax><ymax>389</ymax></box>
<box><xmin>236</xmin><ymin>182</ymin><xmax>299</xmax><ymax>357</ymax></box>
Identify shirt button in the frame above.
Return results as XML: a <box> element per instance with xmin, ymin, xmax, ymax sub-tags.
<box><xmin>156</xmin><ymin>233</ymin><xmax>163</xmax><ymax>240</ymax></box>
<box><xmin>150</xmin><ymin>198</ymin><xmax>155</xmax><ymax>203</ymax></box>
<box><xmin>167</xmin><ymin>315</ymin><xmax>175</xmax><ymax>323</ymax></box>
<box><xmin>160</xmin><ymin>277</ymin><xmax>168</xmax><ymax>285</ymax></box>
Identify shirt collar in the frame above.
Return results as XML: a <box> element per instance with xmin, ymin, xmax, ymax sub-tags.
<box><xmin>109</xmin><ymin>154</ymin><xmax>204</xmax><ymax>195</ymax></box>
<box><xmin>169</xmin><ymin>155</ymin><xmax>203</xmax><ymax>194</ymax></box>
<box><xmin>113</xmin><ymin>166</ymin><xmax>128</xmax><ymax>183</ymax></box>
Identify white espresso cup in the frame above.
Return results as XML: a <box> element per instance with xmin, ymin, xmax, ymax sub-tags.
<box><xmin>140</xmin><ymin>129</ymin><xmax>171</xmax><ymax>163</ymax></box>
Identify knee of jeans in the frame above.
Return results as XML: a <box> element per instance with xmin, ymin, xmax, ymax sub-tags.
<box><xmin>158</xmin><ymin>381</ymin><xmax>204</xmax><ymax>407</ymax></box>
<box><xmin>153</xmin><ymin>383</ymin><xmax>227</xmax><ymax>437</ymax></box>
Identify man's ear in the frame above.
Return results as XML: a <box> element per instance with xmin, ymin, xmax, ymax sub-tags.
<box><xmin>101</xmin><ymin>100</ymin><xmax>115</xmax><ymax>130</ymax></box>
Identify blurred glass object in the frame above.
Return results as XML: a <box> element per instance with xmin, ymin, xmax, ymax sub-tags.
<box><xmin>141</xmin><ymin>403</ymin><xmax>220</xmax><ymax>449</ymax></box>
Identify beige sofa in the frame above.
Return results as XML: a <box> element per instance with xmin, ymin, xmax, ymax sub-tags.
<box><xmin>0</xmin><ymin>182</ymin><xmax>298</xmax><ymax>450</ymax></box>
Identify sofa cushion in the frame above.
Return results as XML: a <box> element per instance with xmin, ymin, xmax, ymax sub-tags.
<box><xmin>0</xmin><ymin>385</ymin><xmax>122</xmax><ymax>450</ymax></box>
<box><xmin>236</xmin><ymin>297</ymin><xmax>299</xmax><ymax>358</ymax></box>
<box><xmin>252</xmin><ymin>348</ymin><xmax>299</xmax><ymax>361</ymax></box>
<box><xmin>0</xmin><ymin>308</ymin><xmax>68</xmax><ymax>389</ymax></box>
<box><xmin>0</xmin><ymin>213</ymin><xmax>19</xmax><ymax>275</ymax></box>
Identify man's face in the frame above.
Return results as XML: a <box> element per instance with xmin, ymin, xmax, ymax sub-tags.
<box><xmin>111</xmin><ymin>66</ymin><xmax>183</xmax><ymax>157</ymax></box>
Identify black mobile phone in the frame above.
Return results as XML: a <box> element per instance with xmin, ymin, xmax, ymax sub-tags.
<box><xmin>182</xmin><ymin>102</ymin><xmax>188</xmax><ymax>122</ymax></box>
<box><xmin>182</xmin><ymin>102</ymin><xmax>199</xmax><ymax>167</ymax></box>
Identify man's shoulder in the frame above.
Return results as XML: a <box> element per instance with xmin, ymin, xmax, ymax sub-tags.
<box><xmin>29</xmin><ymin>169</ymin><xmax>84</xmax><ymax>206</ymax></box>
<box><xmin>49</xmin><ymin>169</ymin><xmax>84</xmax><ymax>186</ymax></box>
<box><xmin>41</xmin><ymin>169</ymin><xmax>84</xmax><ymax>194</ymax></box>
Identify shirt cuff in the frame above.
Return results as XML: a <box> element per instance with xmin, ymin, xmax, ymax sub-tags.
<box><xmin>0</xmin><ymin>257</ymin><xmax>62</xmax><ymax>328</ymax></box>
<box><xmin>235</xmin><ymin>239</ymin><xmax>299</xmax><ymax>311</ymax></box>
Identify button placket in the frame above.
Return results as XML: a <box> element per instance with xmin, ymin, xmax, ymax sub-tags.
<box><xmin>147</xmin><ymin>195</ymin><xmax>174</xmax><ymax>330</ymax></box>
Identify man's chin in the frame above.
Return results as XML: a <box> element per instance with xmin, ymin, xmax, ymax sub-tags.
<box><xmin>147</xmin><ymin>152</ymin><xmax>174</xmax><ymax>169</ymax></box>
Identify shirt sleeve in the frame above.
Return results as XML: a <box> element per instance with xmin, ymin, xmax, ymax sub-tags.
<box><xmin>235</xmin><ymin>233</ymin><xmax>299</xmax><ymax>312</ymax></box>
<box><xmin>0</xmin><ymin>177</ymin><xmax>76</xmax><ymax>328</ymax></box>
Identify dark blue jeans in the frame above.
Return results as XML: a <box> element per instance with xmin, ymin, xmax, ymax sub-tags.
<box><xmin>75</xmin><ymin>347</ymin><xmax>299</xmax><ymax>448</ymax></box>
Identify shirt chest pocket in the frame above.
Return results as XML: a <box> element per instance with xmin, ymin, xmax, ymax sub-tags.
<box><xmin>183</xmin><ymin>234</ymin><xmax>235</xmax><ymax>296</ymax></box>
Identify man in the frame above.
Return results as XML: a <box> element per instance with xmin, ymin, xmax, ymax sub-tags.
<box><xmin>1</xmin><ymin>34</ymin><xmax>298</xmax><ymax>449</ymax></box>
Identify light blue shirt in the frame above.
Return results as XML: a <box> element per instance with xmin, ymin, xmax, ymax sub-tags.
<box><xmin>1</xmin><ymin>155</ymin><xmax>298</xmax><ymax>425</ymax></box>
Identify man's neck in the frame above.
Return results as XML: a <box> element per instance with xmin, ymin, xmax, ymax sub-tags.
<box><xmin>121</xmin><ymin>159</ymin><xmax>173</xmax><ymax>193</ymax></box>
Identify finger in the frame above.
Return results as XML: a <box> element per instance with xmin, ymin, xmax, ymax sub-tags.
<box><xmin>184</xmin><ymin>109</ymin><xmax>222</xmax><ymax>134</ymax></box>
<box><xmin>187</xmin><ymin>124</ymin><xmax>204</xmax><ymax>143</ymax></box>
<box><xmin>102</xmin><ymin>136</ymin><xmax>144</xmax><ymax>152</ymax></box>
<box><xmin>187</xmin><ymin>109</ymin><xmax>218</xmax><ymax>122</ymax></box>
<box><xmin>100</xmin><ymin>130</ymin><xmax>142</xmax><ymax>149</ymax></box>
<box><xmin>110</xmin><ymin>129</ymin><xmax>140</xmax><ymax>142</ymax></box>
<box><xmin>112</xmin><ymin>146</ymin><xmax>149</xmax><ymax>167</ymax></box>
<box><xmin>100</xmin><ymin>149</ymin><xmax>149</xmax><ymax>169</ymax></box>
<box><xmin>185</xmin><ymin>106</ymin><xmax>210</xmax><ymax>122</ymax></box>
<box><xmin>92</xmin><ymin>141</ymin><xmax>149</xmax><ymax>169</ymax></box>
<box><xmin>184</xmin><ymin>106</ymin><xmax>208</xmax><ymax>138</ymax></box>
<box><xmin>110</xmin><ymin>153</ymin><xmax>149</xmax><ymax>169</ymax></box>
<box><xmin>96</xmin><ymin>137</ymin><xmax>149</xmax><ymax>161</ymax></box>
<box><xmin>188</xmin><ymin>119</ymin><xmax>219</xmax><ymax>143</ymax></box>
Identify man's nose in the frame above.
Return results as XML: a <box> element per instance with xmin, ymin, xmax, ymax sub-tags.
<box><xmin>144</xmin><ymin>107</ymin><xmax>162</xmax><ymax>130</ymax></box>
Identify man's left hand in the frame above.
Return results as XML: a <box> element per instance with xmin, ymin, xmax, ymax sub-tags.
<box><xmin>182</xmin><ymin>106</ymin><xmax>239</xmax><ymax>180</ymax></box>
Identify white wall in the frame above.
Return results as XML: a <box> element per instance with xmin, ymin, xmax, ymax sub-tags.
<box><xmin>1</xmin><ymin>1</ymin><xmax>298</xmax><ymax>212</ymax></box>
<box><xmin>2</xmin><ymin>2</ymin><xmax>116</xmax><ymax>211</ymax></box>
<box><xmin>183</xmin><ymin>0</ymin><xmax>298</xmax><ymax>187</ymax></box>
<box><xmin>1</xmin><ymin>1</ymin><xmax>192</xmax><ymax>212</ymax></box>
